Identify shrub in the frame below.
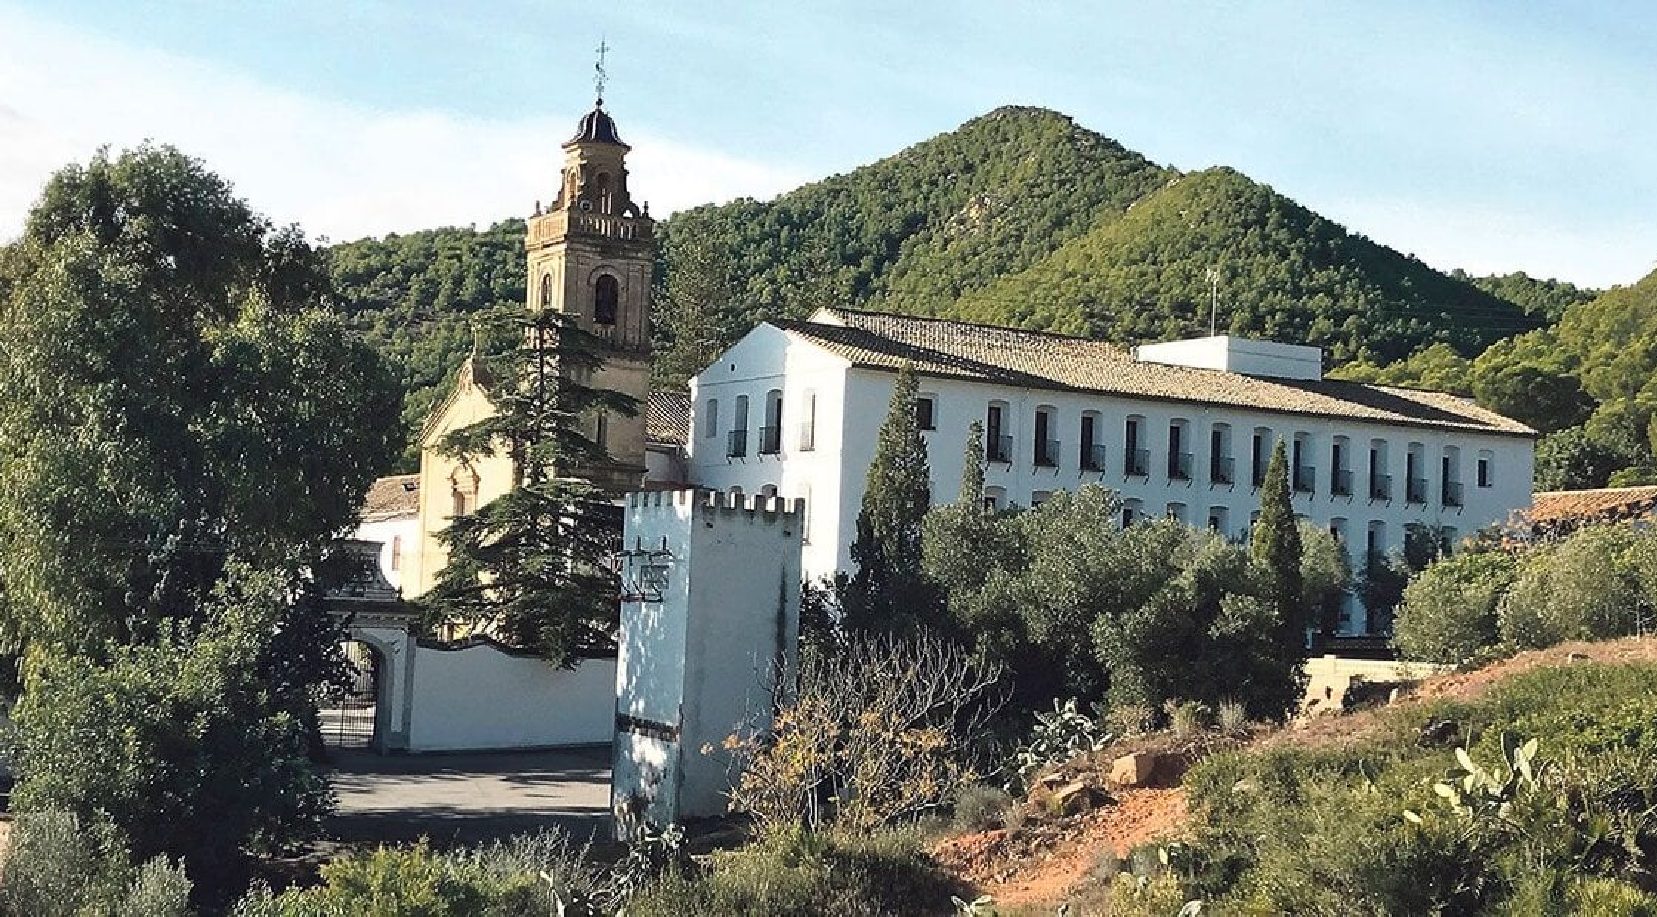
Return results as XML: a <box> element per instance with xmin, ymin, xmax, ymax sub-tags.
<box><xmin>1216</xmin><ymin>699</ymin><xmax>1250</xmax><ymax>737</ymax></box>
<box><xmin>1168</xmin><ymin>700</ymin><xmax>1212</xmax><ymax>739</ymax></box>
<box><xmin>9</xmin><ymin>567</ymin><xmax>336</xmax><ymax>896</ymax></box>
<box><xmin>1392</xmin><ymin>550</ymin><xmax>1517</xmax><ymax>663</ymax></box>
<box><xmin>951</xmin><ymin>784</ymin><xmax>1013</xmax><ymax>833</ymax></box>
<box><xmin>625</xmin><ymin>828</ymin><xmax>966</xmax><ymax>917</ymax></box>
<box><xmin>0</xmin><ymin>812</ymin><xmax>192</xmax><ymax>917</ymax></box>
<box><xmin>1008</xmin><ymin>697</ymin><xmax>1111</xmax><ymax>783</ymax></box>
<box><xmin>726</xmin><ymin>632</ymin><xmax>1004</xmax><ymax>835</ymax></box>
<box><xmin>1499</xmin><ymin>525</ymin><xmax>1647</xmax><ymax>650</ymax></box>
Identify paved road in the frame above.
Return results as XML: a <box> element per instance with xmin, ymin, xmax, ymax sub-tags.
<box><xmin>326</xmin><ymin>745</ymin><xmax>612</xmax><ymax>847</ymax></box>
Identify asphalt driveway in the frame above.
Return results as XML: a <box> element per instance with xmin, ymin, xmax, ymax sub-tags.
<box><xmin>326</xmin><ymin>745</ymin><xmax>612</xmax><ymax>847</ymax></box>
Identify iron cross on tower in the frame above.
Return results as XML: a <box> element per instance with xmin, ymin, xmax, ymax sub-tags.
<box><xmin>594</xmin><ymin>38</ymin><xmax>610</xmax><ymax>104</ymax></box>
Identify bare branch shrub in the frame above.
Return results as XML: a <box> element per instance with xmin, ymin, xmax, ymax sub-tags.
<box><xmin>725</xmin><ymin>631</ymin><xmax>1006</xmax><ymax>835</ymax></box>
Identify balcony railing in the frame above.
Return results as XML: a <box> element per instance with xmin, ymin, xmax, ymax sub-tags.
<box><xmin>797</xmin><ymin>422</ymin><xmax>816</xmax><ymax>452</ymax></box>
<box><xmin>1124</xmin><ymin>447</ymin><xmax>1150</xmax><ymax>477</ymax></box>
<box><xmin>1210</xmin><ymin>456</ymin><xmax>1235</xmax><ymax>486</ymax></box>
<box><xmin>1035</xmin><ymin>439</ymin><xmax>1061</xmax><ymax>468</ymax></box>
<box><xmin>1369</xmin><ymin>473</ymin><xmax>1392</xmax><ymax>500</ymax></box>
<box><xmin>986</xmin><ymin>434</ymin><xmax>1014</xmax><ymax>464</ymax></box>
<box><xmin>1406</xmin><ymin>476</ymin><xmax>1429</xmax><ymax>505</ymax></box>
<box><xmin>1168</xmin><ymin>451</ymin><xmax>1193</xmax><ymax>481</ymax></box>
<box><xmin>1442</xmin><ymin>480</ymin><xmax>1464</xmax><ymax>508</ymax></box>
<box><xmin>1332</xmin><ymin>468</ymin><xmax>1353</xmax><ymax>497</ymax></box>
<box><xmin>1081</xmin><ymin>443</ymin><xmax>1107</xmax><ymax>472</ymax></box>
<box><xmin>758</xmin><ymin>425</ymin><xmax>782</xmax><ymax>456</ymax></box>
<box><xmin>726</xmin><ymin>428</ymin><xmax>748</xmax><ymax>458</ymax></box>
<box><xmin>1293</xmin><ymin>466</ymin><xmax>1316</xmax><ymax>494</ymax></box>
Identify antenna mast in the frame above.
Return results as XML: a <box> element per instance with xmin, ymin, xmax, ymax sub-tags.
<box><xmin>1205</xmin><ymin>266</ymin><xmax>1221</xmax><ymax>336</ymax></box>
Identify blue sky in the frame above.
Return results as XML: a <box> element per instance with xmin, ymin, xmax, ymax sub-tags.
<box><xmin>2</xmin><ymin>1</ymin><xmax>1654</xmax><ymax>288</ymax></box>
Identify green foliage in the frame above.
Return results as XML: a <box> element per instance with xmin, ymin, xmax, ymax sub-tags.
<box><xmin>0</xmin><ymin>144</ymin><xmax>400</xmax><ymax>656</ymax></box>
<box><xmin>951</xmin><ymin>783</ymin><xmax>1015</xmax><ymax>833</ymax></box>
<box><xmin>417</xmin><ymin>306</ymin><xmax>630</xmax><ymax>665</ymax></box>
<box><xmin>1181</xmin><ymin>661</ymin><xmax>1657</xmax><ymax>914</ymax></box>
<box><xmin>1458</xmin><ymin>269</ymin><xmax>1598</xmax><ymax>323</ymax></box>
<box><xmin>843</xmin><ymin>363</ymin><xmax>938</xmax><ymax>633</ymax></box>
<box><xmin>1009</xmin><ymin>698</ymin><xmax>1113</xmax><ymax>783</ymax></box>
<box><xmin>10</xmin><ymin>565</ymin><xmax>337</xmax><ymax>893</ymax></box>
<box><xmin>234</xmin><ymin>830</ymin><xmax>607</xmax><ymax>917</ymax></box>
<box><xmin>1393</xmin><ymin>550</ymin><xmax>1518</xmax><ymax>664</ymax></box>
<box><xmin>1498</xmin><ymin>525</ymin><xmax>1652</xmax><ymax>650</ymax></box>
<box><xmin>952</xmin><ymin>167</ymin><xmax>1537</xmax><ymax>362</ymax></box>
<box><xmin>0</xmin><ymin>812</ymin><xmax>192</xmax><ymax>917</ymax></box>
<box><xmin>1534</xmin><ymin>423</ymin><xmax>1628</xmax><ymax>490</ymax></box>
<box><xmin>1250</xmin><ymin>440</ymin><xmax>1307</xmax><ymax>648</ymax></box>
<box><xmin>1328</xmin><ymin>341</ymin><xmax>1472</xmax><ymax>392</ymax></box>
<box><xmin>327</xmin><ymin>221</ymin><xmax>525</xmax><ymax>470</ymax></box>
<box><xmin>625</xmin><ymin>828</ymin><xmax>966</xmax><ymax>917</ymax></box>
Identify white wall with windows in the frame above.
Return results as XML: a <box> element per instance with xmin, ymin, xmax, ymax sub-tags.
<box><xmin>686</xmin><ymin>326</ymin><xmax>1535</xmax><ymax>635</ymax></box>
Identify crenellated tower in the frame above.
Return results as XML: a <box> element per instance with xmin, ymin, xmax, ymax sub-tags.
<box><xmin>525</xmin><ymin>97</ymin><xmax>654</xmax><ymax>490</ymax></box>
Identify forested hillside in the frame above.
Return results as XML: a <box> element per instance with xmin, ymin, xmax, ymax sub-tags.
<box><xmin>323</xmin><ymin>105</ymin><xmax>1601</xmax><ymax>469</ymax></box>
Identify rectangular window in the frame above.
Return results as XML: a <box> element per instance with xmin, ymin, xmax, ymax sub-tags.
<box><xmin>798</xmin><ymin>390</ymin><xmax>817</xmax><ymax>451</ymax></box>
<box><xmin>1081</xmin><ymin>415</ymin><xmax>1100</xmax><ymax>469</ymax></box>
<box><xmin>986</xmin><ymin>404</ymin><xmax>1008</xmax><ymax>462</ymax></box>
<box><xmin>1477</xmin><ymin>456</ymin><xmax>1492</xmax><ymax>488</ymax></box>
<box><xmin>1251</xmin><ymin>433</ymin><xmax>1266</xmax><ymax>487</ymax></box>
<box><xmin>915</xmin><ymin>396</ymin><xmax>936</xmax><ymax>431</ymax></box>
<box><xmin>1124</xmin><ymin>418</ymin><xmax>1147</xmax><ymax>476</ymax></box>
<box><xmin>1034</xmin><ymin>409</ymin><xmax>1056</xmax><ymax>466</ymax></box>
<box><xmin>703</xmin><ymin>399</ymin><xmax>719</xmax><ymax>439</ymax></box>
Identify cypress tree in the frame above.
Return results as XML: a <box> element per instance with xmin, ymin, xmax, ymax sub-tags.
<box><xmin>843</xmin><ymin>363</ymin><xmax>936</xmax><ymax>632</ymax></box>
<box><xmin>1251</xmin><ymin>439</ymin><xmax>1307</xmax><ymax>642</ymax></box>
<box><xmin>958</xmin><ymin>420</ymin><xmax>986</xmax><ymax>510</ymax></box>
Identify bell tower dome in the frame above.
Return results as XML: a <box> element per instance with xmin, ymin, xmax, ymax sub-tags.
<box><xmin>525</xmin><ymin>96</ymin><xmax>655</xmax><ymax>490</ymax></box>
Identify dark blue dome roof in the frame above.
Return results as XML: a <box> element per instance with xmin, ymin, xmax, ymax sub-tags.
<box><xmin>570</xmin><ymin>101</ymin><xmax>623</xmax><ymax>145</ymax></box>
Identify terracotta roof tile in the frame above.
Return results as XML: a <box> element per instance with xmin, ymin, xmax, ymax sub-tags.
<box><xmin>647</xmin><ymin>390</ymin><xmax>690</xmax><ymax>445</ymax></box>
<box><xmin>360</xmin><ymin>474</ymin><xmax>420</xmax><ymax>521</ymax></box>
<box><xmin>774</xmin><ymin>308</ymin><xmax>1534</xmax><ymax>438</ymax></box>
<box><xmin>1523</xmin><ymin>486</ymin><xmax>1657</xmax><ymax>526</ymax></box>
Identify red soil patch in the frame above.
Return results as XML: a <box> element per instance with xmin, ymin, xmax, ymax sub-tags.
<box><xmin>933</xmin><ymin>787</ymin><xmax>1187</xmax><ymax>907</ymax></box>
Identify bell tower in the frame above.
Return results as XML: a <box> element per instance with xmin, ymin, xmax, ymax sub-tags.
<box><xmin>525</xmin><ymin>94</ymin><xmax>654</xmax><ymax>491</ymax></box>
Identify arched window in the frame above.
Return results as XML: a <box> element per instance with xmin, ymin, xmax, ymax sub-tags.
<box><xmin>594</xmin><ymin>172</ymin><xmax>614</xmax><ymax>214</ymax></box>
<box><xmin>594</xmin><ymin>274</ymin><xmax>619</xmax><ymax>325</ymax></box>
<box><xmin>540</xmin><ymin>273</ymin><xmax>554</xmax><ymax>309</ymax></box>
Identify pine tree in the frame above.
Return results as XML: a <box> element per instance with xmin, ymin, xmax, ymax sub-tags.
<box><xmin>1251</xmin><ymin>439</ymin><xmax>1307</xmax><ymax>644</ymax></box>
<box><xmin>843</xmin><ymin>363</ymin><xmax>936</xmax><ymax>632</ymax></box>
<box><xmin>420</xmin><ymin>306</ymin><xmax>636</xmax><ymax>666</ymax></box>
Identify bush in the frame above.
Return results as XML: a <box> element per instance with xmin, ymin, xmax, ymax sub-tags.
<box><xmin>1499</xmin><ymin>526</ymin><xmax>1648</xmax><ymax>650</ymax></box>
<box><xmin>0</xmin><ymin>812</ymin><xmax>192</xmax><ymax>917</ymax></box>
<box><xmin>1168</xmin><ymin>700</ymin><xmax>1212</xmax><ymax>738</ymax></box>
<box><xmin>625</xmin><ymin>828</ymin><xmax>967</xmax><ymax>917</ymax></box>
<box><xmin>725</xmin><ymin>632</ymin><xmax>1004</xmax><ymax>836</ymax></box>
<box><xmin>9</xmin><ymin>567</ymin><xmax>336</xmax><ymax>896</ymax></box>
<box><xmin>1181</xmin><ymin>661</ymin><xmax>1657</xmax><ymax>914</ymax></box>
<box><xmin>1008</xmin><ymin>697</ymin><xmax>1111</xmax><ymax>783</ymax></box>
<box><xmin>1393</xmin><ymin>550</ymin><xmax>1516</xmax><ymax>663</ymax></box>
<box><xmin>951</xmin><ymin>784</ymin><xmax>1013</xmax><ymax>833</ymax></box>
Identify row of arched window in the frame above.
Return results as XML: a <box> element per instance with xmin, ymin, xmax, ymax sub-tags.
<box><xmin>537</xmin><ymin>272</ymin><xmax>620</xmax><ymax>326</ymax></box>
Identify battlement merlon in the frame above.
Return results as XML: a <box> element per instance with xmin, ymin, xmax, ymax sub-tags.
<box><xmin>625</xmin><ymin>488</ymin><xmax>805</xmax><ymax>523</ymax></box>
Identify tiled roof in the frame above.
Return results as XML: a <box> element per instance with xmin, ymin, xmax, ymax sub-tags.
<box><xmin>1524</xmin><ymin>486</ymin><xmax>1657</xmax><ymax>526</ymax></box>
<box><xmin>773</xmin><ymin>308</ymin><xmax>1534</xmax><ymax>438</ymax></box>
<box><xmin>360</xmin><ymin>473</ymin><xmax>420</xmax><ymax>521</ymax></box>
<box><xmin>647</xmin><ymin>390</ymin><xmax>690</xmax><ymax>445</ymax></box>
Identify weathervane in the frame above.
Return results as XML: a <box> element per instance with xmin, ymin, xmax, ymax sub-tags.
<box><xmin>594</xmin><ymin>38</ymin><xmax>610</xmax><ymax>105</ymax></box>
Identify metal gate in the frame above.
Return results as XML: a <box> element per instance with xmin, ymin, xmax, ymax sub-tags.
<box><xmin>320</xmin><ymin>641</ymin><xmax>380</xmax><ymax>750</ymax></box>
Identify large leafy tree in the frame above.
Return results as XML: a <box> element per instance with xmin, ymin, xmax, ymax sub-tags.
<box><xmin>418</xmin><ymin>306</ymin><xmax>634</xmax><ymax>665</ymax></box>
<box><xmin>842</xmin><ymin>363</ymin><xmax>937</xmax><ymax>632</ymax></box>
<box><xmin>0</xmin><ymin>144</ymin><xmax>400</xmax><ymax>655</ymax></box>
<box><xmin>0</xmin><ymin>145</ymin><xmax>400</xmax><ymax>896</ymax></box>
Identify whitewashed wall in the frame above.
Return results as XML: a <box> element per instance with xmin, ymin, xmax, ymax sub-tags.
<box><xmin>405</xmin><ymin>646</ymin><xmax>616</xmax><ymax>752</ymax></box>
<box><xmin>685</xmin><ymin>324</ymin><xmax>1535</xmax><ymax>635</ymax></box>
<box><xmin>352</xmin><ymin>515</ymin><xmax>420</xmax><ymax>594</ymax></box>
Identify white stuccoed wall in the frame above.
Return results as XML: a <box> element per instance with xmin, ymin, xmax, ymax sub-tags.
<box><xmin>352</xmin><ymin>514</ymin><xmax>420</xmax><ymax>593</ymax></box>
<box><xmin>684</xmin><ymin>323</ymin><xmax>1535</xmax><ymax>635</ymax></box>
<box><xmin>405</xmin><ymin>648</ymin><xmax>616</xmax><ymax>752</ymax></box>
<box><xmin>611</xmin><ymin>489</ymin><xmax>803</xmax><ymax>836</ymax></box>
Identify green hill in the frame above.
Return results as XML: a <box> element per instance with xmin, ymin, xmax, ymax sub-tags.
<box><xmin>947</xmin><ymin>167</ymin><xmax>1538</xmax><ymax>364</ymax></box>
<box><xmin>325</xmin><ymin>106</ymin><xmax>1561</xmax><ymax>463</ymax></box>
